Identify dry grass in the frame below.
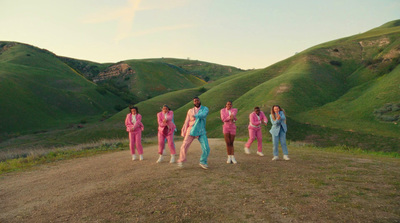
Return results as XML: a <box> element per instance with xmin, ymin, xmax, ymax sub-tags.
<box><xmin>0</xmin><ymin>138</ymin><xmax>132</xmax><ymax>161</ymax></box>
<box><xmin>1</xmin><ymin>139</ymin><xmax>399</xmax><ymax>222</ymax></box>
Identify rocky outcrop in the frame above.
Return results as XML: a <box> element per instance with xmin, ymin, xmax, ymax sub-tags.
<box><xmin>93</xmin><ymin>63</ymin><xmax>135</xmax><ymax>82</ymax></box>
<box><xmin>0</xmin><ymin>42</ymin><xmax>18</xmax><ymax>54</ymax></box>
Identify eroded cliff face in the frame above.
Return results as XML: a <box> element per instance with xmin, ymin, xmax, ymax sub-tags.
<box><xmin>93</xmin><ymin>63</ymin><xmax>135</xmax><ymax>82</ymax></box>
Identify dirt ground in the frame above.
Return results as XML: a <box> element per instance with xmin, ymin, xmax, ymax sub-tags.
<box><xmin>1</xmin><ymin>139</ymin><xmax>399</xmax><ymax>222</ymax></box>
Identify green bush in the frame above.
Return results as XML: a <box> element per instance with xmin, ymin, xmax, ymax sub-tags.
<box><xmin>379</xmin><ymin>115</ymin><xmax>399</xmax><ymax>122</ymax></box>
<box><xmin>329</xmin><ymin>60</ymin><xmax>342</xmax><ymax>67</ymax></box>
<box><xmin>199</xmin><ymin>87</ymin><xmax>207</xmax><ymax>93</ymax></box>
<box><xmin>95</xmin><ymin>86</ymin><xmax>107</xmax><ymax>95</ymax></box>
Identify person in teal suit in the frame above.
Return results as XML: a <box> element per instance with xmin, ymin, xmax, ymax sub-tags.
<box><xmin>177</xmin><ymin>97</ymin><xmax>211</xmax><ymax>169</ymax></box>
<box><xmin>269</xmin><ymin>105</ymin><xmax>290</xmax><ymax>161</ymax></box>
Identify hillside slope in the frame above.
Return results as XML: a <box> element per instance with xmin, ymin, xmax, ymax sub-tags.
<box><xmin>141</xmin><ymin>58</ymin><xmax>245</xmax><ymax>81</ymax></box>
<box><xmin>1</xmin><ymin>20</ymin><xmax>399</xmax><ymax>151</ymax></box>
<box><xmin>0</xmin><ymin>42</ymin><xmax>125</xmax><ymax>135</ymax></box>
<box><xmin>61</xmin><ymin>57</ymin><xmax>207</xmax><ymax>102</ymax></box>
<box><xmin>60</xmin><ymin>57</ymin><xmax>242</xmax><ymax>102</ymax></box>
<box><xmin>123</xmin><ymin>20</ymin><xmax>400</xmax><ymax>151</ymax></box>
<box><xmin>196</xmin><ymin>20</ymin><xmax>400</xmax><ymax>141</ymax></box>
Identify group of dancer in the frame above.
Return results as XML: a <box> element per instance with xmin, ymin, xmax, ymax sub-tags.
<box><xmin>125</xmin><ymin>97</ymin><xmax>289</xmax><ymax>170</ymax></box>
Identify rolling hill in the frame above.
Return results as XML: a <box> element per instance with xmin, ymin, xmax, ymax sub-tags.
<box><xmin>141</xmin><ymin>58</ymin><xmax>245</xmax><ymax>81</ymax></box>
<box><xmin>0</xmin><ymin>42</ymin><xmax>126</xmax><ymax>135</ymax></box>
<box><xmin>59</xmin><ymin>57</ymin><xmax>245</xmax><ymax>102</ymax></box>
<box><xmin>0</xmin><ymin>42</ymin><xmax>243</xmax><ymax>143</ymax></box>
<box><xmin>1</xmin><ymin>20</ymin><xmax>399</xmax><ymax>152</ymax></box>
<box><xmin>114</xmin><ymin>20</ymin><xmax>400</xmax><ymax>151</ymax></box>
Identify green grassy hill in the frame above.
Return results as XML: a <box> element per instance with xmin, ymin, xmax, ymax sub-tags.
<box><xmin>1</xmin><ymin>42</ymin><xmax>239</xmax><ymax>139</ymax></box>
<box><xmin>59</xmin><ymin>57</ymin><xmax>242</xmax><ymax>103</ymax></box>
<box><xmin>292</xmin><ymin>21</ymin><xmax>400</xmax><ymax>138</ymax></box>
<box><xmin>137</xmin><ymin>20</ymin><xmax>400</xmax><ymax>151</ymax></box>
<box><xmin>141</xmin><ymin>58</ymin><xmax>245</xmax><ymax>81</ymax></box>
<box><xmin>119</xmin><ymin>59</ymin><xmax>206</xmax><ymax>101</ymax></box>
<box><xmin>1</xmin><ymin>20</ymin><xmax>399</xmax><ymax>152</ymax></box>
<box><xmin>0</xmin><ymin>42</ymin><xmax>126</xmax><ymax>136</ymax></box>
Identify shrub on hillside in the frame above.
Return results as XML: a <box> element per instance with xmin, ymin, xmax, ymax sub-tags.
<box><xmin>95</xmin><ymin>86</ymin><xmax>107</xmax><ymax>95</ymax></box>
<box><xmin>114</xmin><ymin>104</ymin><xmax>125</xmax><ymax>111</ymax></box>
<box><xmin>373</xmin><ymin>102</ymin><xmax>400</xmax><ymax>122</ymax></box>
<box><xmin>363</xmin><ymin>58</ymin><xmax>382</xmax><ymax>67</ymax></box>
<box><xmin>379</xmin><ymin>56</ymin><xmax>400</xmax><ymax>75</ymax></box>
<box><xmin>379</xmin><ymin>115</ymin><xmax>399</xmax><ymax>122</ymax></box>
<box><xmin>199</xmin><ymin>87</ymin><xmax>207</xmax><ymax>93</ymax></box>
<box><xmin>329</xmin><ymin>60</ymin><xmax>342</xmax><ymax>67</ymax></box>
<box><xmin>101</xmin><ymin>111</ymin><xmax>110</xmax><ymax>121</ymax></box>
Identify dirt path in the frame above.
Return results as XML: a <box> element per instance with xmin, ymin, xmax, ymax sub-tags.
<box><xmin>1</xmin><ymin>139</ymin><xmax>399</xmax><ymax>222</ymax></box>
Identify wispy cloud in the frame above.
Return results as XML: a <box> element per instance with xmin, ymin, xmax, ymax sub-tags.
<box><xmin>83</xmin><ymin>0</ymin><xmax>142</xmax><ymax>42</ymax></box>
<box><xmin>82</xmin><ymin>0</ymin><xmax>192</xmax><ymax>42</ymax></box>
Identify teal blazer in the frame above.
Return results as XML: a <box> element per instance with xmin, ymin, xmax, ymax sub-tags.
<box><xmin>269</xmin><ymin>111</ymin><xmax>287</xmax><ymax>136</ymax></box>
<box><xmin>190</xmin><ymin>106</ymin><xmax>209</xmax><ymax>136</ymax></box>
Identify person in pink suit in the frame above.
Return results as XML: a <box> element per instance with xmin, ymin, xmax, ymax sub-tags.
<box><xmin>156</xmin><ymin>105</ymin><xmax>177</xmax><ymax>163</ymax></box>
<box><xmin>125</xmin><ymin>106</ymin><xmax>144</xmax><ymax>161</ymax></box>
<box><xmin>244</xmin><ymin>107</ymin><xmax>268</xmax><ymax>156</ymax></box>
<box><xmin>220</xmin><ymin>101</ymin><xmax>238</xmax><ymax>164</ymax></box>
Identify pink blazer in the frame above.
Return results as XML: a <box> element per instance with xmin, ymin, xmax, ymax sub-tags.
<box><xmin>181</xmin><ymin>108</ymin><xmax>193</xmax><ymax>137</ymax></box>
<box><xmin>220</xmin><ymin>108</ymin><xmax>237</xmax><ymax>125</ymax></box>
<box><xmin>125</xmin><ymin>113</ymin><xmax>144</xmax><ymax>132</ymax></box>
<box><xmin>248</xmin><ymin>111</ymin><xmax>268</xmax><ymax>130</ymax></box>
<box><xmin>157</xmin><ymin>111</ymin><xmax>176</xmax><ymax>135</ymax></box>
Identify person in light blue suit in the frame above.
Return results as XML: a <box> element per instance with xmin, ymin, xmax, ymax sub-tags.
<box><xmin>269</xmin><ymin>105</ymin><xmax>290</xmax><ymax>161</ymax></box>
<box><xmin>177</xmin><ymin>97</ymin><xmax>211</xmax><ymax>169</ymax></box>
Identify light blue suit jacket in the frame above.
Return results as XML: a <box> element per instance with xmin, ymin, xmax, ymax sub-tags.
<box><xmin>190</xmin><ymin>106</ymin><xmax>209</xmax><ymax>136</ymax></box>
<box><xmin>269</xmin><ymin>111</ymin><xmax>287</xmax><ymax>136</ymax></box>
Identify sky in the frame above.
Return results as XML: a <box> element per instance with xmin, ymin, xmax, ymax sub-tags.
<box><xmin>1</xmin><ymin>0</ymin><xmax>399</xmax><ymax>69</ymax></box>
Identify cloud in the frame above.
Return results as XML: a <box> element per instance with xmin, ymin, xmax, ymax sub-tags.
<box><xmin>82</xmin><ymin>0</ymin><xmax>193</xmax><ymax>42</ymax></box>
<box><xmin>83</xmin><ymin>0</ymin><xmax>142</xmax><ymax>42</ymax></box>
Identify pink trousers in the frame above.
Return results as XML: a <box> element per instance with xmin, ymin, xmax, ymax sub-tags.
<box><xmin>129</xmin><ymin>131</ymin><xmax>143</xmax><ymax>155</ymax></box>
<box><xmin>178</xmin><ymin>134</ymin><xmax>196</xmax><ymax>163</ymax></box>
<box><xmin>177</xmin><ymin>133</ymin><xmax>210</xmax><ymax>165</ymax></box>
<box><xmin>158</xmin><ymin>132</ymin><xmax>176</xmax><ymax>155</ymax></box>
<box><xmin>245</xmin><ymin>128</ymin><xmax>263</xmax><ymax>152</ymax></box>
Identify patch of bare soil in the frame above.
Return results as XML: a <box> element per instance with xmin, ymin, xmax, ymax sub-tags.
<box><xmin>1</xmin><ymin>139</ymin><xmax>399</xmax><ymax>222</ymax></box>
<box><xmin>93</xmin><ymin>63</ymin><xmax>135</xmax><ymax>82</ymax></box>
<box><xmin>275</xmin><ymin>83</ymin><xmax>291</xmax><ymax>95</ymax></box>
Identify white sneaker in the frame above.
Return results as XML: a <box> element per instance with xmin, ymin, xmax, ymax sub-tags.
<box><xmin>227</xmin><ymin>155</ymin><xmax>232</xmax><ymax>164</ymax></box>
<box><xmin>156</xmin><ymin>155</ymin><xmax>163</xmax><ymax>163</ymax></box>
<box><xmin>177</xmin><ymin>162</ymin><xmax>183</xmax><ymax>168</ymax></box>
<box><xmin>257</xmin><ymin>151</ymin><xmax>265</xmax><ymax>157</ymax></box>
<box><xmin>272</xmin><ymin>156</ymin><xmax>279</xmax><ymax>161</ymax></box>
<box><xmin>132</xmin><ymin>154</ymin><xmax>137</xmax><ymax>161</ymax></box>
<box><xmin>139</xmin><ymin>155</ymin><xmax>144</xmax><ymax>161</ymax></box>
<box><xmin>199</xmin><ymin>163</ymin><xmax>208</xmax><ymax>170</ymax></box>
<box><xmin>170</xmin><ymin>155</ymin><xmax>176</xmax><ymax>163</ymax></box>
<box><xmin>283</xmin><ymin>155</ymin><xmax>290</xmax><ymax>161</ymax></box>
<box><xmin>244</xmin><ymin>147</ymin><xmax>250</xmax><ymax>154</ymax></box>
<box><xmin>231</xmin><ymin>155</ymin><xmax>237</xmax><ymax>164</ymax></box>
